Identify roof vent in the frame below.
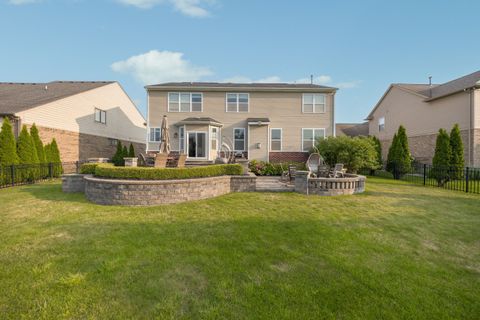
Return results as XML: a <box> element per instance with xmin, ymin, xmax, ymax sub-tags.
<box><xmin>45</xmin><ymin>85</ymin><xmax>48</xmax><ymax>91</ymax></box>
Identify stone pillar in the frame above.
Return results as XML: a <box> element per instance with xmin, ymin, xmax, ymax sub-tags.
<box><xmin>87</xmin><ymin>158</ymin><xmax>109</xmax><ymax>163</ymax></box>
<box><xmin>62</xmin><ymin>174</ymin><xmax>86</xmax><ymax>193</ymax></box>
<box><xmin>237</xmin><ymin>159</ymin><xmax>249</xmax><ymax>175</ymax></box>
<box><xmin>294</xmin><ymin>171</ymin><xmax>309</xmax><ymax>194</ymax></box>
<box><xmin>124</xmin><ymin>157</ymin><xmax>138</xmax><ymax>167</ymax></box>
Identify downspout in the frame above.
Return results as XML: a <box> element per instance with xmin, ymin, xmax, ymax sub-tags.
<box><xmin>332</xmin><ymin>92</ymin><xmax>336</xmax><ymax>137</ymax></box>
<box><xmin>466</xmin><ymin>87</ymin><xmax>475</xmax><ymax>166</ymax></box>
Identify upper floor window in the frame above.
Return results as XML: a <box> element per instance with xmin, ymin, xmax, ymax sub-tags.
<box><xmin>94</xmin><ymin>108</ymin><xmax>106</xmax><ymax>124</ymax></box>
<box><xmin>270</xmin><ymin>128</ymin><xmax>282</xmax><ymax>151</ymax></box>
<box><xmin>168</xmin><ymin>92</ymin><xmax>203</xmax><ymax>112</ymax></box>
<box><xmin>302</xmin><ymin>128</ymin><xmax>325</xmax><ymax>151</ymax></box>
<box><xmin>378</xmin><ymin>117</ymin><xmax>385</xmax><ymax>132</ymax></box>
<box><xmin>149</xmin><ymin>127</ymin><xmax>161</xmax><ymax>142</ymax></box>
<box><xmin>233</xmin><ymin>128</ymin><xmax>246</xmax><ymax>151</ymax></box>
<box><xmin>302</xmin><ymin>94</ymin><xmax>326</xmax><ymax>113</ymax></box>
<box><xmin>226</xmin><ymin>93</ymin><xmax>249</xmax><ymax>112</ymax></box>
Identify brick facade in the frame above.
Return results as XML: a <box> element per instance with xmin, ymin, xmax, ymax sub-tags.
<box><xmin>379</xmin><ymin>129</ymin><xmax>474</xmax><ymax>165</ymax></box>
<box><xmin>28</xmin><ymin>125</ymin><xmax>145</xmax><ymax>162</ymax></box>
<box><xmin>269</xmin><ymin>152</ymin><xmax>309</xmax><ymax>163</ymax></box>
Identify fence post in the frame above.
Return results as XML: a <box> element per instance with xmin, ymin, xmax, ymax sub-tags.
<box><xmin>465</xmin><ymin>167</ymin><xmax>469</xmax><ymax>193</ymax></box>
<box><xmin>10</xmin><ymin>165</ymin><xmax>15</xmax><ymax>187</ymax></box>
<box><xmin>48</xmin><ymin>162</ymin><xmax>53</xmax><ymax>179</ymax></box>
<box><xmin>423</xmin><ymin>164</ymin><xmax>426</xmax><ymax>185</ymax></box>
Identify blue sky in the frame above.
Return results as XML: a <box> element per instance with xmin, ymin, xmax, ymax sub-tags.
<box><xmin>1</xmin><ymin>0</ymin><xmax>479</xmax><ymax>122</ymax></box>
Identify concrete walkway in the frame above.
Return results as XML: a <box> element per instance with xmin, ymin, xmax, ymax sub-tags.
<box><xmin>256</xmin><ymin>176</ymin><xmax>295</xmax><ymax>192</ymax></box>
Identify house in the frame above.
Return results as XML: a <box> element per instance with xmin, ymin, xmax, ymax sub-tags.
<box><xmin>146</xmin><ymin>82</ymin><xmax>337</xmax><ymax>163</ymax></box>
<box><xmin>0</xmin><ymin>81</ymin><xmax>146</xmax><ymax>162</ymax></box>
<box><xmin>366</xmin><ymin>70</ymin><xmax>480</xmax><ymax>166</ymax></box>
<box><xmin>336</xmin><ymin>122</ymin><xmax>369</xmax><ymax>137</ymax></box>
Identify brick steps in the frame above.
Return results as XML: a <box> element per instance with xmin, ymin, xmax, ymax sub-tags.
<box><xmin>256</xmin><ymin>176</ymin><xmax>294</xmax><ymax>192</ymax></box>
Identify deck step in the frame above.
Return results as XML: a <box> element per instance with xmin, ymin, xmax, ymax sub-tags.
<box><xmin>256</xmin><ymin>176</ymin><xmax>294</xmax><ymax>192</ymax></box>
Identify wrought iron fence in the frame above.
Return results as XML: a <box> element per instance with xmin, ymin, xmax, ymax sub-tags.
<box><xmin>360</xmin><ymin>162</ymin><xmax>480</xmax><ymax>194</ymax></box>
<box><xmin>0</xmin><ymin>161</ymin><xmax>84</xmax><ymax>189</ymax></box>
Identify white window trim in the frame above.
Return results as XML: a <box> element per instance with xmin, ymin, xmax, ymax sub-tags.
<box><xmin>302</xmin><ymin>93</ymin><xmax>326</xmax><ymax>114</ymax></box>
<box><xmin>233</xmin><ymin>127</ymin><xmax>246</xmax><ymax>151</ymax></box>
<box><xmin>210</xmin><ymin>126</ymin><xmax>219</xmax><ymax>151</ymax></box>
<box><xmin>168</xmin><ymin>92</ymin><xmax>203</xmax><ymax>112</ymax></box>
<box><xmin>270</xmin><ymin>128</ymin><xmax>282</xmax><ymax>151</ymax></box>
<box><xmin>301</xmin><ymin>128</ymin><xmax>326</xmax><ymax>152</ymax></box>
<box><xmin>149</xmin><ymin>127</ymin><xmax>161</xmax><ymax>142</ymax></box>
<box><xmin>186</xmin><ymin>131</ymin><xmax>208</xmax><ymax>159</ymax></box>
<box><xmin>94</xmin><ymin>108</ymin><xmax>107</xmax><ymax>124</ymax></box>
<box><xmin>225</xmin><ymin>93</ymin><xmax>250</xmax><ymax>112</ymax></box>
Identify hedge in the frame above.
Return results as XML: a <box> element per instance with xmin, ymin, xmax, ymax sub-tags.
<box><xmin>80</xmin><ymin>163</ymin><xmax>107</xmax><ymax>174</ymax></box>
<box><xmin>93</xmin><ymin>164</ymin><xmax>243</xmax><ymax>180</ymax></box>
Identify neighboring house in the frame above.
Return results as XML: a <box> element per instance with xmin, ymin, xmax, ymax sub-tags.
<box><xmin>336</xmin><ymin>122</ymin><xmax>369</xmax><ymax>137</ymax></box>
<box><xmin>366</xmin><ymin>70</ymin><xmax>480</xmax><ymax>166</ymax></box>
<box><xmin>146</xmin><ymin>82</ymin><xmax>337</xmax><ymax>163</ymax></box>
<box><xmin>0</xmin><ymin>81</ymin><xmax>146</xmax><ymax>162</ymax></box>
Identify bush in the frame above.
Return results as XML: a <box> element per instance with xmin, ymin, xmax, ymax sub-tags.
<box><xmin>248</xmin><ymin>160</ymin><xmax>306</xmax><ymax>176</ymax></box>
<box><xmin>386</xmin><ymin>126</ymin><xmax>412</xmax><ymax>179</ymax></box>
<box><xmin>430</xmin><ymin>128</ymin><xmax>451</xmax><ymax>186</ymax></box>
<box><xmin>371</xmin><ymin>135</ymin><xmax>382</xmax><ymax>167</ymax></box>
<box><xmin>449</xmin><ymin>124</ymin><xmax>464</xmax><ymax>179</ymax></box>
<box><xmin>16</xmin><ymin>125</ymin><xmax>40</xmax><ymax>180</ymax></box>
<box><xmin>112</xmin><ymin>141</ymin><xmax>124</xmax><ymax>166</ymax></box>
<box><xmin>128</xmin><ymin>143</ymin><xmax>135</xmax><ymax>158</ymax></box>
<box><xmin>94</xmin><ymin>164</ymin><xmax>243</xmax><ymax>180</ymax></box>
<box><xmin>80</xmin><ymin>163</ymin><xmax>102</xmax><ymax>174</ymax></box>
<box><xmin>315</xmin><ymin>136</ymin><xmax>379</xmax><ymax>173</ymax></box>
<box><xmin>0</xmin><ymin>118</ymin><xmax>19</xmax><ymax>166</ymax></box>
<box><xmin>30</xmin><ymin>124</ymin><xmax>46</xmax><ymax>164</ymax></box>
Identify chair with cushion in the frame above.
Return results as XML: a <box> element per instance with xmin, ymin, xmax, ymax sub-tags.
<box><xmin>154</xmin><ymin>153</ymin><xmax>168</xmax><ymax>168</ymax></box>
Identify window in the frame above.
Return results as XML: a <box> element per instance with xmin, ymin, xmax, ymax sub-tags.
<box><xmin>108</xmin><ymin>138</ymin><xmax>118</xmax><ymax>146</ymax></box>
<box><xmin>302</xmin><ymin>128</ymin><xmax>325</xmax><ymax>151</ymax></box>
<box><xmin>211</xmin><ymin>127</ymin><xmax>218</xmax><ymax>150</ymax></box>
<box><xmin>149</xmin><ymin>127</ymin><xmax>161</xmax><ymax>142</ymax></box>
<box><xmin>378</xmin><ymin>117</ymin><xmax>385</xmax><ymax>132</ymax></box>
<box><xmin>270</xmin><ymin>128</ymin><xmax>282</xmax><ymax>151</ymax></box>
<box><xmin>94</xmin><ymin>108</ymin><xmax>106</xmax><ymax>124</ymax></box>
<box><xmin>233</xmin><ymin>128</ymin><xmax>245</xmax><ymax>151</ymax></box>
<box><xmin>302</xmin><ymin>94</ymin><xmax>326</xmax><ymax>113</ymax></box>
<box><xmin>179</xmin><ymin>127</ymin><xmax>185</xmax><ymax>153</ymax></box>
<box><xmin>168</xmin><ymin>92</ymin><xmax>203</xmax><ymax>112</ymax></box>
<box><xmin>226</xmin><ymin>93</ymin><xmax>249</xmax><ymax>112</ymax></box>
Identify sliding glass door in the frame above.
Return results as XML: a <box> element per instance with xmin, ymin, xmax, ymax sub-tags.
<box><xmin>187</xmin><ymin>132</ymin><xmax>206</xmax><ymax>158</ymax></box>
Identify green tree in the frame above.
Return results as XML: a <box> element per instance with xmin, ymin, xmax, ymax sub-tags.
<box><xmin>30</xmin><ymin>124</ymin><xmax>46</xmax><ymax>163</ymax></box>
<box><xmin>122</xmin><ymin>145</ymin><xmax>128</xmax><ymax>159</ymax></box>
<box><xmin>112</xmin><ymin>140</ymin><xmax>124</xmax><ymax>166</ymax></box>
<box><xmin>48</xmin><ymin>138</ymin><xmax>63</xmax><ymax>177</ymax></box>
<box><xmin>0</xmin><ymin>118</ymin><xmax>19</xmax><ymax>166</ymax></box>
<box><xmin>16</xmin><ymin>125</ymin><xmax>40</xmax><ymax>180</ymax></box>
<box><xmin>44</xmin><ymin>143</ymin><xmax>52</xmax><ymax>162</ymax></box>
<box><xmin>449</xmin><ymin>124</ymin><xmax>464</xmax><ymax>179</ymax></box>
<box><xmin>431</xmin><ymin>129</ymin><xmax>451</xmax><ymax>186</ymax></box>
<box><xmin>386</xmin><ymin>126</ymin><xmax>412</xmax><ymax>179</ymax></box>
<box><xmin>370</xmin><ymin>136</ymin><xmax>382</xmax><ymax>168</ymax></box>
<box><xmin>128</xmin><ymin>143</ymin><xmax>135</xmax><ymax>158</ymax></box>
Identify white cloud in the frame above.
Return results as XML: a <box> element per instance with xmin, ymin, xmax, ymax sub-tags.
<box><xmin>116</xmin><ymin>0</ymin><xmax>213</xmax><ymax>17</ymax></box>
<box><xmin>295</xmin><ymin>75</ymin><xmax>332</xmax><ymax>85</ymax></box>
<box><xmin>223</xmin><ymin>75</ymin><xmax>281</xmax><ymax>83</ymax></box>
<box><xmin>335</xmin><ymin>81</ymin><xmax>361</xmax><ymax>89</ymax></box>
<box><xmin>8</xmin><ymin>0</ymin><xmax>41</xmax><ymax>4</ymax></box>
<box><xmin>111</xmin><ymin>50</ymin><xmax>213</xmax><ymax>85</ymax></box>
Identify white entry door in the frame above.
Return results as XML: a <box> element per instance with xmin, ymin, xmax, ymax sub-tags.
<box><xmin>187</xmin><ymin>132</ymin><xmax>207</xmax><ymax>159</ymax></box>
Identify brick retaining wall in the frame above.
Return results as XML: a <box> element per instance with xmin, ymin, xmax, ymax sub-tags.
<box><xmin>62</xmin><ymin>174</ymin><xmax>86</xmax><ymax>193</ymax></box>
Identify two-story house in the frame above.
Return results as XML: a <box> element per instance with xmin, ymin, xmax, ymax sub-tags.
<box><xmin>146</xmin><ymin>82</ymin><xmax>337</xmax><ymax>163</ymax></box>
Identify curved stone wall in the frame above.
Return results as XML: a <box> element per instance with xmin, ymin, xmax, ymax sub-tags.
<box><xmin>84</xmin><ymin>174</ymin><xmax>256</xmax><ymax>206</ymax></box>
<box><xmin>294</xmin><ymin>171</ymin><xmax>366</xmax><ymax>196</ymax></box>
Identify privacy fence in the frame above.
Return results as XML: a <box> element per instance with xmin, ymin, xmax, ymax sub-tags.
<box><xmin>0</xmin><ymin>161</ymin><xmax>84</xmax><ymax>189</ymax></box>
<box><xmin>360</xmin><ymin>163</ymin><xmax>480</xmax><ymax>194</ymax></box>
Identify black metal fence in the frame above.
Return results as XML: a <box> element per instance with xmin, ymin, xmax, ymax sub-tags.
<box><xmin>360</xmin><ymin>163</ymin><xmax>480</xmax><ymax>194</ymax></box>
<box><xmin>0</xmin><ymin>161</ymin><xmax>84</xmax><ymax>189</ymax></box>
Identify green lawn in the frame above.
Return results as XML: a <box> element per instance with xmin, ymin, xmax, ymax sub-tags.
<box><xmin>0</xmin><ymin>178</ymin><xmax>479</xmax><ymax>319</ymax></box>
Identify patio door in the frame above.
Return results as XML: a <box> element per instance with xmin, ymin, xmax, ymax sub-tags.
<box><xmin>187</xmin><ymin>132</ymin><xmax>207</xmax><ymax>159</ymax></box>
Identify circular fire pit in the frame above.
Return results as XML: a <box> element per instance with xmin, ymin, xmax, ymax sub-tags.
<box><xmin>294</xmin><ymin>171</ymin><xmax>366</xmax><ymax>196</ymax></box>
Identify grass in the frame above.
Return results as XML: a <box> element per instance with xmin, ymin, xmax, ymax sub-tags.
<box><xmin>0</xmin><ymin>178</ymin><xmax>479</xmax><ymax>319</ymax></box>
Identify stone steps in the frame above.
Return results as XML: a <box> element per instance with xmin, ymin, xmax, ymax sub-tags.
<box><xmin>256</xmin><ymin>176</ymin><xmax>295</xmax><ymax>192</ymax></box>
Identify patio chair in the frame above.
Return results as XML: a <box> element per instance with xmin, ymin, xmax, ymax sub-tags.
<box><xmin>281</xmin><ymin>164</ymin><xmax>297</xmax><ymax>182</ymax></box>
<box><xmin>306</xmin><ymin>152</ymin><xmax>324</xmax><ymax>177</ymax></box>
<box><xmin>138</xmin><ymin>153</ymin><xmax>155</xmax><ymax>167</ymax></box>
<box><xmin>176</xmin><ymin>153</ymin><xmax>187</xmax><ymax>168</ymax></box>
<box><xmin>329</xmin><ymin>163</ymin><xmax>346</xmax><ymax>178</ymax></box>
<box><xmin>154</xmin><ymin>153</ymin><xmax>168</xmax><ymax>168</ymax></box>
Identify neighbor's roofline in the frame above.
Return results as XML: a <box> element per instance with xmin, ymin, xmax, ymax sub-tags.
<box><xmin>424</xmin><ymin>83</ymin><xmax>480</xmax><ymax>102</ymax></box>
<box><xmin>145</xmin><ymin>82</ymin><xmax>338</xmax><ymax>92</ymax></box>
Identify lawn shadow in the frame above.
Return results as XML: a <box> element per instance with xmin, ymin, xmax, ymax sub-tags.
<box><xmin>19</xmin><ymin>182</ymin><xmax>88</xmax><ymax>204</ymax></box>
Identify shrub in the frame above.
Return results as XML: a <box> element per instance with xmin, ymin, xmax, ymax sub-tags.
<box><xmin>112</xmin><ymin>141</ymin><xmax>124</xmax><ymax>166</ymax></box>
<box><xmin>30</xmin><ymin>124</ymin><xmax>46</xmax><ymax>163</ymax></box>
<box><xmin>386</xmin><ymin>126</ymin><xmax>412</xmax><ymax>179</ymax></box>
<box><xmin>0</xmin><ymin>118</ymin><xmax>19</xmax><ymax>166</ymax></box>
<box><xmin>16</xmin><ymin>125</ymin><xmax>40</xmax><ymax>180</ymax></box>
<box><xmin>371</xmin><ymin>135</ymin><xmax>382</xmax><ymax>167</ymax></box>
<box><xmin>248</xmin><ymin>160</ymin><xmax>306</xmax><ymax>176</ymax></box>
<box><xmin>449</xmin><ymin>124</ymin><xmax>464</xmax><ymax>179</ymax></box>
<box><xmin>80</xmin><ymin>163</ymin><xmax>101</xmax><ymax>174</ymax></box>
<box><xmin>431</xmin><ymin>129</ymin><xmax>452</xmax><ymax>186</ymax></box>
<box><xmin>315</xmin><ymin>136</ymin><xmax>379</xmax><ymax>173</ymax></box>
<box><xmin>128</xmin><ymin>143</ymin><xmax>135</xmax><ymax>158</ymax></box>
<box><xmin>94</xmin><ymin>164</ymin><xmax>243</xmax><ymax>180</ymax></box>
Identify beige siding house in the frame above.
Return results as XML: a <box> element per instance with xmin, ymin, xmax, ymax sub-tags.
<box><xmin>0</xmin><ymin>81</ymin><xmax>146</xmax><ymax>162</ymax></box>
<box><xmin>366</xmin><ymin>70</ymin><xmax>480</xmax><ymax>166</ymax></box>
<box><xmin>146</xmin><ymin>82</ymin><xmax>337</xmax><ymax>163</ymax></box>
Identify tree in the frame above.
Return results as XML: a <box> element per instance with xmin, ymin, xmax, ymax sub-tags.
<box><xmin>370</xmin><ymin>136</ymin><xmax>382</xmax><ymax>168</ymax></box>
<box><xmin>112</xmin><ymin>140</ymin><xmax>124</xmax><ymax>166</ymax></box>
<box><xmin>128</xmin><ymin>143</ymin><xmax>135</xmax><ymax>158</ymax></box>
<box><xmin>44</xmin><ymin>143</ymin><xmax>52</xmax><ymax>163</ymax></box>
<box><xmin>0</xmin><ymin>118</ymin><xmax>19</xmax><ymax>166</ymax></box>
<box><xmin>30</xmin><ymin>124</ymin><xmax>46</xmax><ymax>163</ymax></box>
<box><xmin>386</xmin><ymin>126</ymin><xmax>412</xmax><ymax>179</ymax></box>
<box><xmin>122</xmin><ymin>145</ymin><xmax>128</xmax><ymax>159</ymax></box>
<box><xmin>16</xmin><ymin>125</ymin><xmax>40</xmax><ymax>180</ymax></box>
<box><xmin>431</xmin><ymin>129</ymin><xmax>451</xmax><ymax>186</ymax></box>
<box><xmin>315</xmin><ymin>136</ymin><xmax>379</xmax><ymax>173</ymax></box>
<box><xmin>449</xmin><ymin>124</ymin><xmax>464</xmax><ymax>179</ymax></box>
<box><xmin>48</xmin><ymin>138</ymin><xmax>62</xmax><ymax>177</ymax></box>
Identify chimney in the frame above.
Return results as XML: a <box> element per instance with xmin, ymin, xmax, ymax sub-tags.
<box><xmin>310</xmin><ymin>74</ymin><xmax>313</xmax><ymax>85</ymax></box>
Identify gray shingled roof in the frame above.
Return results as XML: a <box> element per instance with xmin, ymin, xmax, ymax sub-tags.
<box><xmin>336</xmin><ymin>123</ymin><xmax>369</xmax><ymax>137</ymax></box>
<box><xmin>146</xmin><ymin>82</ymin><xmax>337</xmax><ymax>90</ymax></box>
<box><xmin>0</xmin><ymin>81</ymin><xmax>114</xmax><ymax>115</ymax></box>
<box><xmin>425</xmin><ymin>70</ymin><xmax>480</xmax><ymax>101</ymax></box>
